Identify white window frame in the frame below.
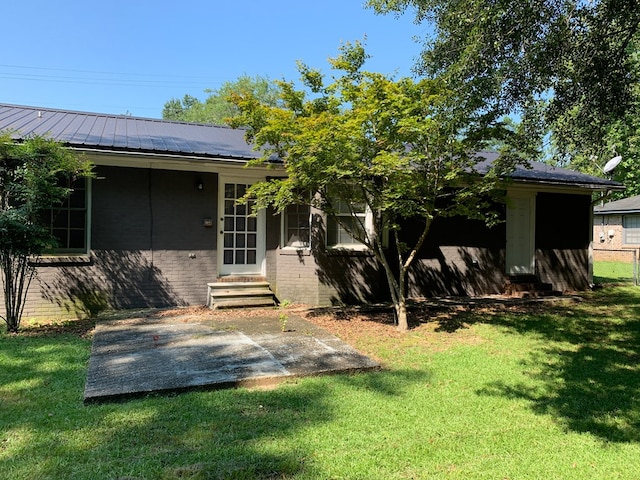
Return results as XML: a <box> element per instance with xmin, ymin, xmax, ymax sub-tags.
<box><xmin>623</xmin><ymin>214</ymin><xmax>640</xmax><ymax>245</ymax></box>
<box><xmin>281</xmin><ymin>202</ymin><xmax>312</xmax><ymax>249</ymax></box>
<box><xmin>326</xmin><ymin>199</ymin><xmax>374</xmax><ymax>250</ymax></box>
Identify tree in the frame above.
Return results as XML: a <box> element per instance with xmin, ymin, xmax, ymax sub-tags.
<box><xmin>0</xmin><ymin>134</ymin><xmax>93</xmax><ymax>332</ymax></box>
<box><xmin>367</xmin><ymin>0</ymin><xmax>640</xmax><ymax>174</ymax></box>
<box><xmin>230</xmin><ymin>42</ymin><xmax>517</xmax><ymax>331</ymax></box>
<box><xmin>554</xmin><ymin>61</ymin><xmax>640</xmax><ymax>198</ymax></box>
<box><xmin>163</xmin><ymin>75</ymin><xmax>281</xmax><ymax>125</ymax></box>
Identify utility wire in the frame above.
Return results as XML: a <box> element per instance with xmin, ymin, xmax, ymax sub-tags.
<box><xmin>0</xmin><ymin>64</ymin><xmax>231</xmax><ymax>89</ymax></box>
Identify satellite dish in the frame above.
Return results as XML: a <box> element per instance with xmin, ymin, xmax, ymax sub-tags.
<box><xmin>603</xmin><ymin>155</ymin><xmax>622</xmax><ymax>173</ymax></box>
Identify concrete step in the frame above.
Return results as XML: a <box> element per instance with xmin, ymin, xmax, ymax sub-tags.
<box><xmin>207</xmin><ymin>281</ymin><xmax>276</xmax><ymax>309</ymax></box>
<box><xmin>211</xmin><ymin>297</ymin><xmax>278</xmax><ymax>309</ymax></box>
<box><xmin>503</xmin><ymin>277</ymin><xmax>559</xmax><ymax>297</ymax></box>
<box><xmin>208</xmin><ymin>281</ymin><xmax>271</xmax><ymax>290</ymax></box>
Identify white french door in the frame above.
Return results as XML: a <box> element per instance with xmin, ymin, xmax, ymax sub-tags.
<box><xmin>218</xmin><ymin>177</ymin><xmax>266</xmax><ymax>276</ymax></box>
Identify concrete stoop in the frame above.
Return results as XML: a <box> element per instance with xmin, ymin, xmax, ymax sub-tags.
<box><xmin>503</xmin><ymin>275</ymin><xmax>560</xmax><ymax>298</ymax></box>
<box><xmin>207</xmin><ymin>281</ymin><xmax>276</xmax><ymax>309</ymax></box>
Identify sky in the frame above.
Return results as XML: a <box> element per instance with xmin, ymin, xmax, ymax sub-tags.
<box><xmin>1</xmin><ymin>1</ymin><xmax>426</xmax><ymax>119</ymax></box>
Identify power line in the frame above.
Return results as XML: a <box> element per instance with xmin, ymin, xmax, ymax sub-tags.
<box><xmin>0</xmin><ymin>72</ymin><xmax>213</xmax><ymax>89</ymax></box>
<box><xmin>0</xmin><ymin>63</ymin><xmax>225</xmax><ymax>82</ymax></box>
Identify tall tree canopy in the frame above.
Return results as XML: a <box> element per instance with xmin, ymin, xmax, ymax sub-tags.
<box><xmin>368</xmin><ymin>0</ymin><xmax>640</xmax><ymax>195</ymax></box>
<box><xmin>163</xmin><ymin>75</ymin><xmax>281</xmax><ymax>125</ymax></box>
<box><xmin>230</xmin><ymin>42</ymin><xmax>518</xmax><ymax>331</ymax></box>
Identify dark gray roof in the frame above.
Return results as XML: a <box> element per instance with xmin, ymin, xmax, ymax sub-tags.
<box><xmin>0</xmin><ymin>104</ymin><xmax>625</xmax><ymax>191</ymax></box>
<box><xmin>0</xmin><ymin>103</ymin><xmax>260</xmax><ymax>162</ymax></box>
<box><xmin>475</xmin><ymin>151</ymin><xmax>623</xmax><ymax>191</ymax></box>
<box><xmin>594</xmin><ymin>194</ymin><xmax>640</xmax><ymax>214</ymax></box>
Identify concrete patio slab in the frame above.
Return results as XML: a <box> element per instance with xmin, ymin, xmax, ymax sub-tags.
<box><xmin>84</xmin><ymin>312</ymin><xmax>379</xmax><ymax>403</ymax></box>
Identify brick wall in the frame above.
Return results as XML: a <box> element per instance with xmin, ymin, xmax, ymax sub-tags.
<box><xmin>5</xmin><ymin>174</ymin><xmax>603</xmax><ymax>323</ymax></box>
<box><xmin>593</xmin><ymin>214</ymin><xmax>640</xmax><ymax>262</ymax></box>
<box><xmin>7</xmin><ymin>166</ymin><xmax>219</xmax><ymax>321</ymax></box>
<box><xmin>275</xmin><ymin>249</ymin><xmax>320</xmax><ymax>305</ymax></box>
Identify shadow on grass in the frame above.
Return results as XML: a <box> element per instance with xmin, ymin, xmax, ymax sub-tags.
<box><xmin>0</xmin><ymin>326</ymin><xmax>429</xmax><ymax>479</ymax></box>
<box><xmin>473</xmin><ymin>288</ymin><xmax>640</xmax><ymax>443</ymax></box>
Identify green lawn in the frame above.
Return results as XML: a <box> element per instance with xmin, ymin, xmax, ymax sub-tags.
<box><xmin>2</xmin><ymin>289</ymin><xmax>640</xmax><ymax>479</ymax></box>
<box><xmin>594</xmin><ymin>260</ymin><xmax>637</xmax><ymax>284</ymax></box>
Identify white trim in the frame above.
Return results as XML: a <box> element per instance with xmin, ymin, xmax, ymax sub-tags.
<box><xmin>217</xmin><ymin>175</ymin><xmax>267</xmax><ymax>277</ymax></box>
<box><xmin>79</xmin><ymin>150</ymin><xmax>280</xmax><ymax>176</ymax></box>
<box><xmin>326</xmin><ymin>201</ymin><xmax>371</xmax><ymax>249</ymax></box>
<box><xmin>506</xmin><ymin>189</ymin><xmax>536</xmax><ymax>275</ymax></box>
<box><xmin>280</xmin><ymin>203</ymin><xmax>312</xmax><ymax>250</ymax></box>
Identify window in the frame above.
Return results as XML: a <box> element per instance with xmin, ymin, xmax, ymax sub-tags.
<box><xmin>283</xmin><ymin>203</ymin><xmax>311</xmax><ymax>248</ymax></box>
<box><xmin>624</xmin><ymin>215</ymin><xmax>640</xmax><ymax>244</ymax></box>
<box><xmin>42</xmin><ymin>177</ymin><xmax>89</xmax><ymax>254</ymax></box>
<box><xmin>327</xmin><ymin>199</ymin><xmax>368</xmax><ymax>248</ymax></box>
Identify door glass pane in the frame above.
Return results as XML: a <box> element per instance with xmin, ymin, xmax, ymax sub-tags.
<box><xmin>247</xmin><ymin>217</ymin><xmax>257</xmax><ymax>232</ymax></box>
<box><xmin>236</xmin><ymin>217</ymin><xmax>245</xmax><ymax>231</ymax></box>
<box><xmin>236</xmin><ymin>233</ymin><xmax>245</xmax><ymax>248</ymax></box>
<box><xmin>223</xmin><ymin>250</ymin><xmax>233</xmax><ymax>264</ymax></box>
<box><xmin>235</xmin><ymin>250</ymin><xmax>245</xmax><ymax>264</ymax></box>
<box><xmin>224</xmin><ymin>217</ymin><xmax>234</xmax><ymax>231</ymax></box>
<box><xmin>224</xmin><ymin>200</ymin><xmax>234</xmax><ymax>215</ymax></box>
<box><xmin>225</xmin><ymin>183</ymin><xmax>235</xmax><ymax>198</ymax></box>
<box><xmin>224</xmin><ymin>233</ymin><xmax>234</xmax><ymax>248</ymax></box>
<box><xmin>247</xmin><ymin>234</ymin><xmax>256</xmax><ymax>248</ymax></box>
<box><xmin>247</xmin><ymin>250</ymin><xmax>256</xmax><ymax>264</ymax></box>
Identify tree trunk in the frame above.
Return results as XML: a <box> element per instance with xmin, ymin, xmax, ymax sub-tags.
<box><xmin>6</xmin><ymin>315</ymin><xmax>19</xmax><ymax>333</ymax></box>
<box><xmin>1</xmin><ymin>252</ymin><xmax>35</xmax><ymax>333</ymax></box>
<box><xmin>395</xmin><ymin>263</ymin><xmax>410</xmax><ymax>331</ymax></box>
<box><xmin>395</xmin><ymin>296</ymin><xmax>409</xmax><ymax>332</ymax></box>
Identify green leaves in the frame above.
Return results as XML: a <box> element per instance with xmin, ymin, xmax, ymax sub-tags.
<box><xmin>162</xmin><ymin>75</ymin><xmax>282</xmax><ymax>126</ymax></box>
<box><xmin>231</xmin><ymin>41</ymin><xmax>512</xmax><ymax>226</ymax></box>
<box><xmin>0</xmin><ymin>132</ymin><xmax>93</xmax><ymax>331</ymax></box>
<box><xmin>229</xmin><ymin>42</ymin><xmax>514</xmax><ymax>330</ymax></box>
<box><xmin>368</xmin><ymin>0</ymin><xmax>640</xmax><ymax>169</ymax></box>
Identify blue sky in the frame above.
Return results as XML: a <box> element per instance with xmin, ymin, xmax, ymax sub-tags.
<box><xmin>1</xmin><ymin>1</ymin><xmax>425</xmax><ymax>118</ymax></box>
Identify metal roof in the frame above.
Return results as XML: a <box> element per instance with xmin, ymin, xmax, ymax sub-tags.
<box><xmin>0</xmin><ymin>104</ymin><xmax>625</xmax><ymax>191</ymax></box>
<box><xmin>594</xmin><ymin>194</ymin><xmax>640</xmax><ymax>214</ymax></box>
<box><xmin>0</xmin><ymin>103</ymin><xmax>260</xmax><ymax>161</ymax></box>
<box><xmin>475</xmin><ymin>151</ymin><xmax>624</xmax><ymax>191</ymax></box>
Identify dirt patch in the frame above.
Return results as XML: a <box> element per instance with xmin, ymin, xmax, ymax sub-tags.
<box><xmin>16</xmin><ymin>317</ymin><xmax>96</xmax><ymax>338</ymax></box>
<box><xmin>13</xmin><ymin>296</ymin><xmax>575</xmax><ymax>348</ymax></box>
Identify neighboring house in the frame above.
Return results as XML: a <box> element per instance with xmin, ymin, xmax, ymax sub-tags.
<box><xmin>593</xmin><ymin>195</ymin><xmax>640</xmax><ymax>262</ymax></box>
<box><xmin>0</xmin><ymin>104</ymin><xmax>624</xmax><ymax>319</ymax></box>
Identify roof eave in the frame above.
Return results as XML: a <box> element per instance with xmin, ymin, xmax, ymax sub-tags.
<box><xmin>68</xmin><ymin>144</ymin><xmax>261</xmax><ymax>164</ymax></box>
<box><xmin>513</xmin><ymin>178</ymin><xmax>625</xmax><ymax>191</ymax></box>
<box><xmin>594</xmin><ymin>209</ymin><xmax>639</xmax><ymax>215</ymax></box>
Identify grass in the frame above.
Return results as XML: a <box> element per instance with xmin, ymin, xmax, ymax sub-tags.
<box><xmin>2</xmin><ymin>289</ymin><xmax>640</xmax><ymax>479</ymax></box>
<box><xmin>594</xmin><ymin>260</ymin><xmax>637</xmax><ymax>284</ymax></box>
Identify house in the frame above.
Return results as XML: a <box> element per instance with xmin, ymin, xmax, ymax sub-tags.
<box><xmin>0</xmin><ymin>104</ymin><xmax>624</xmax><ymax>320</ymax></box>
<box><xmin>593</xmin><ymin>195</ymin><xmax>640</xmax><ymax>263</ymax></box>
